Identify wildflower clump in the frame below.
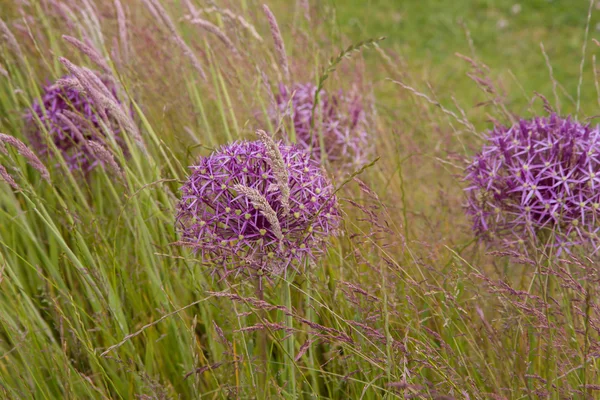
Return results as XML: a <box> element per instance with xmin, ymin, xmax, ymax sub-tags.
<box><xmin>465</xmin><ymin>114</ymin><xmax>600</xmax><ymax>253</ymax></box>
<box><xmin>25</xmin><ymin>73</ymin><xmax>127</xmax><ymax>172</ymax></box>
<box><xmin>176</xmin><ymin>131</ymin><xmax>340</xmax><ymax>277</ymax></box>
<box><xmin>273</xmin><ymin>82</ymin><xmax>370</xmax><ymax>171</ymax></box>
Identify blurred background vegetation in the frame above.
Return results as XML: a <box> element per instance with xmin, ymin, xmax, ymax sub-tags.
<box><xmin>329</xmin><ymin>0</ymin><xmax>600</xmax><ymax>112</ymax></box>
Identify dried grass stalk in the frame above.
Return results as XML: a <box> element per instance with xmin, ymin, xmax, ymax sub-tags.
<box><xmin>233</xmin><ymin>184</ymin><xmax>283</xmax><ymax>241</ymax></box>
<box><xmin>85</xmin><ymin>140</ymin><xmax>125</xmax><ymax>181</ymax></box>
<box><xmin>60</xmin><ymin>57</ymin><xmax>144</xmax><ymax>149</ymax></box>
<box><xmin>256</xmin><ymin>129</ymin><xmax>290</xmax><ymax>215</ymax></box>
<box><xmin>186</xmin><ymin>4</ymin><xmax>263</xmax><ymax>42</ymax></box>
<box><xmin>55</xmin><ymin>76</ymin><xmax>85</xmax><ymax>92</ymax></box>
<box><xmin>190</xmin><ymin>18</ymin><xmax>239</xmax><ymax>56</ymax></box>
<box><xmin>62</xmin><ymin>35</ymin><xmax>111</xmax><ymax>73</ymax></box>
<box><xmin>56</xmin><ymin>113</ymin><xmax>86</xmax><ymax>143</ymax></box>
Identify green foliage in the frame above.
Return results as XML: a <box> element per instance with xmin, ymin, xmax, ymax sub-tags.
<box><xmin>0</xmin><ymin>0</ymin><xmax>599</xmax><ymax>399</ymax></box>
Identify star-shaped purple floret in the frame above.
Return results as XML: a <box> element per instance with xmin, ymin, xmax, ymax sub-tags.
<box><xmin>465</xmin><ymin>114</ymin><xmax>600</xmax><ymax>254</ymax></box>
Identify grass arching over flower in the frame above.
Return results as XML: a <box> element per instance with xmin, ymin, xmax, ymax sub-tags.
<box><xmin>465</xmin><ymin>114</ymin><xmax>600</xmax><ymax>254</ymax></box>
<box><xmin>25</xmin><ymin>73</ymin><xmax>130</xmax><ymax>173</ymax></box>
<box><xmin>175</xmin><ymin>130</ymin><xmax>341</xmax><ymax>280</ymax></box>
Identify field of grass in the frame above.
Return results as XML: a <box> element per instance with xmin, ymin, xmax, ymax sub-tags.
<box><xmin>1</xmin><ymin>0</ymin><xmax>600</xmax><ymax>398</ymax></box>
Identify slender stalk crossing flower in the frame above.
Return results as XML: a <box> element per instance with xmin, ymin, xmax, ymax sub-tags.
<box><xmin>465</xmin><ymin>114</ymin><xmax>600</xmax><ymax>253</ymax></box>
<box><xmin>176</xmin><ymin>135</ymin><xmax>340</xmax><ymax>278</ymax></box>
<box><xmin>273</xmin><ymin>82</ymin><xmax>371</xmax><ymax>173</ymax></box>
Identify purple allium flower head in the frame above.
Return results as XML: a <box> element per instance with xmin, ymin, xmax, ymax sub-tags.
<box><xmin>272</xmin><ymin>82</ymin><xmax>370</xmax><ymax>172</ymax></box>
<box><xmin>25</xmin><ymin>74</ymin><xmax>127</xmax><ymax>172</ymax></box>
<box><xmin>176</xmin><ymin>138</ymin><xmax>341</xmax><ymax>278</ymax></box>
<box><xmin>465</xmin><ymin>114</ymin><xmax>600</xmax><ymax>253</ymax></box>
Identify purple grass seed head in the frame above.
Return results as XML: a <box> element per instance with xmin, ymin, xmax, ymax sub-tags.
<box><xmin>176</xmin><ymin>138</ymin><xmax>341</xmax><ymax>278</ymax></box>
<box><xmin>272</xmin><ymin>82</ymin><xmax>371</xmax><ymax>173</ymax></box>
<box><xmin>465</xmin><ymin>114</ymin><xmax>600</xmax><ymax>254</ymax></box>
<box><xmin>25</xmin><ymin>73</ymin><xmax>127</xmax><ymax>172</ymax></box>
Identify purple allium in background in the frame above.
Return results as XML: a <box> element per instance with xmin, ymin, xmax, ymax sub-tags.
<box><xmin>176</xmin><ymin>138</ymin><xmax>340</xmax><ymax>277</ymax></box>
<box><xmin>465</xmin><ymin>114</ymin><xmax>600</xmax><ymax>253</ymax></box>
<box><xmin>272</xmin><ymin>82</ymin><xmax>370</xmax><ymax>172</ymax></box>
<box><xmin>25</xmin><ymin>74</ymin><xmax>127</xmax><ymax>172</ymax></box>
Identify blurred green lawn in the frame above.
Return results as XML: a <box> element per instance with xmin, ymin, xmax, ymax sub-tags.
<box><xmin>332</xmin><ymin>0</ymin><xmax>600</xmax><ymax>115</ymax></box>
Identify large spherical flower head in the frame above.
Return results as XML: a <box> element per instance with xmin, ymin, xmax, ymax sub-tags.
<box><xmin>273</xmin><ymin>82</ymin><xmax>370</xmax><ymax>172</ymax></box>
<box><xmin>465</xmin><ymin>114</ymin><xmax>600</xmax><ymax>253</ymax></box>
<box><xmin>176</xmin><ymin>139</ymin><xmax>340</xmax><ymax>277</ymax></box>
<box><xmin>25</xmin><ymin>73</ymin><xmax>127</xmax><ymax>172</ymax></box>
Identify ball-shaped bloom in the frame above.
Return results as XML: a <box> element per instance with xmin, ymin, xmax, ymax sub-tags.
<box><xmin>272</xmin><ymin>82</ymin><xmax>370</xmax><ymax>172</ymax></box>
<box><xmin>25</xmin><ymin>74</ymin><xmax>127</xmax><ymax>172</ymax></box>
<box><xmin>465</xmin><ymin>114</ymin><xmax>600</xmax><ymax>253</ymax></box>
<box><xmin>176</xmin><ymin>139</ymin><xmax>341</xmax><ymax>277</ymax></box>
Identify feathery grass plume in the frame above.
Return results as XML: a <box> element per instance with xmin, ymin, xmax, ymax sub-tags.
<box><xmin>0</xmin><ymin>18</ymin><xmax>24</xmax><ymax>61</ymax></box>
<box><xmin>273</xmin><ymin>82</ymin><xmax>371</xmax><ymax>172</ymax></box>
<box><xmin>59</xmin><ymin>57</ymin><xmax>109</xmax><ymax>121</ymax></box>
<box><xmin>142</xmin><ymin>0</ymin><xmax>207</xmax><ymax>81</ymax></box>
<box><xmin>114</xmin><ymin>0</ymin><xmax>129</xmax><ymax>62</ymax></box>
<box><xmin>53</xmin><ymin>2</ymin><xmax>78</xmax><ymax>32</ymax></box>
<box><xmin>79</xmin><ymin>66</ymin><xmax>118</xmax><ymax>100</ymax></box>
<box><xmin>0</xmin><ymin>165</ymin><xmax>18</xmax><ymax>190</ymax></box>
<box><xmin>0</xmin><ymin>63</ymin><xmax>7</xmax><ymax>77</ymax></box>
<box><xmin>0</xmin><ymin>133</ymin><xmax>50</xmax><ymax>182</ymax></box>
<box><xmin>190</xmin><ymin>18</ymin><xmax>240</xmax><ymax>57</ymax></box>
<box><xmin>176</xmin><ymin>140</ymin><xmax>340</xmax><ymax>277</ymax></box>
<box><xmin>465</xmin><ymin>114</ymin><xmax>600</xmax><ymax>254</ymax></box>
<box><xmin>185</xmin><ymin>3</ymin><xmax>263</xmax><ymax>42</ymax></box>
<box><xmin>262</xmin><ymin>4</ymin><xmax>289</xmax><ymax>81</ymax></box>
<box><xmin>59</xmin><ymin>58</ymin><xmax>144</xmax><ymax>149</ymax></box>
<box><xmin>256</xmin><ymin>129</ymin><xmax>290</xmax><ymax>215</ymax></box>
<box><xmin>55</xmin><ymin>113</ymin><xmax>86</xmax><ymax>143</ymax></box>
<box><xmin>62</xmin><ymin>35</ymin><xmax>111</xmax><ymax>74</ymax></box>
<box><xmin>25</xmin><ymin>71</ymin><xmax>130</xmax><ymax>172</ymax></box>
<box><xmin>85</xmin><ymin>140</ymin><xmax>125</xmax><ymax>181</ymax></box>
<box><xmin>232</xmin><ymin>184</ymin><xmax>283</xmax><ymax>241</ymax></box>
<box><xmin>56</xmin><ymin>76</ymin><xmax>85</xmax><ymax>92</ymax></box>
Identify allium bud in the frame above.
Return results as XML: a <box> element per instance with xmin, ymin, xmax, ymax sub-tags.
<box><xmin>25</xmin><ymin>73</ymin><xmax>128</xmax><ymax>172</ymax></box>
<box><xmin>176</xmin><ymin>139</ymin><xmax>340</xmax><ymax>277</ymax></box>
<box><xmin>465</xmin><ymin>114</ymin><xmax>600</xmax><ymax>253</ymax></box>
<box><xmin>272</xmin><ymin>82</ymin><xmax>370</xmax><ymax>172</ymax></box>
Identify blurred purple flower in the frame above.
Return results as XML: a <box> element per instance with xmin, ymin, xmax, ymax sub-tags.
<box><xmin>272</xmin><ymin>82</ymin><xmax>370</xmax><ymax>172</ymax></box>
<box><xmin>25</xmin><ymin>74</ymin><xmax>127</xmax><ymax>172</ymax></box>
<box><xmin>465</xmin><ymin>114</ymin><xmax>600</xmax><ymax>253</ymax></box>
<box><xmin>176</xmin><ymin>139</ymin><xmax>340</xmax><ymax>278</ymax></box>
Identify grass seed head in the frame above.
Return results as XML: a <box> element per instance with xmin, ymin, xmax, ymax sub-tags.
<box><xmin>25</xmin><ymin>73</ymin><xmax>130</xmax><ymax>173</ymax></box>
